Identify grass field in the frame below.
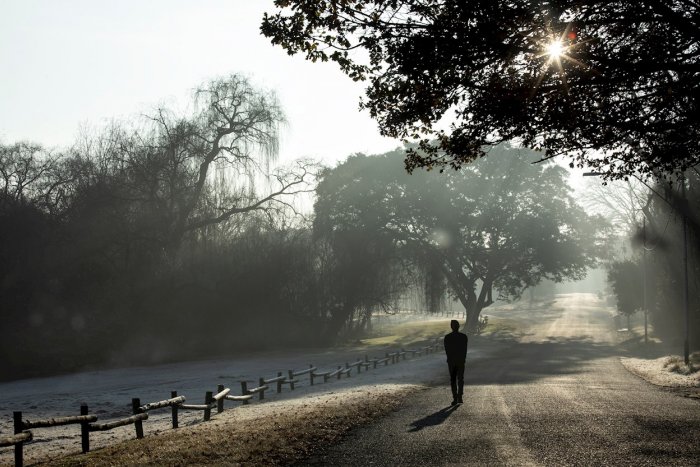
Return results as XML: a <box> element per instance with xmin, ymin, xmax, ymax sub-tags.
<box><xmin>358</xmin><ymin>315</ymin><xmax>521</xmax><ymax>348</ymax></box>
<box><xmin>360</xmin><ymin>319</ymin><xmax>452</xmax><ymax>347</ymax></box>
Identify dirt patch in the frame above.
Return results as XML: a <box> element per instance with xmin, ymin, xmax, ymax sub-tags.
<box><xmin>41</xmin><ymin>384</ymin><xmax>422</xmax><ymax>466</ymax></box>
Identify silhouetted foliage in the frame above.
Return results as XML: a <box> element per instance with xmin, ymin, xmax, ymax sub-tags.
<box><xmin>314</xmin><ymin>169</ymin><xmax>416</xmax><ymax>336</ymax></box>
<box><xmin>315</xmin><ymin>144</ymin><xmax>605</xmax><ymax>331</ymax></box>
<box><xmin>0</xmin><ymin>75</ymin><xmax>335</xmax><ymax>380</ymax></box>
<box><xmin>639</xmin><ymin>172</ymin><xmax>700</xmax><ymax>343</ymax></box>
<box><xmin>607</xmin><ymin>260</ymin><xmax>643</xmax><ymax>318</ymax></box>
<box><xmin>263</xmin><ymin>1</ymin><xmax>700</xmax><ymax>179</ymax></box>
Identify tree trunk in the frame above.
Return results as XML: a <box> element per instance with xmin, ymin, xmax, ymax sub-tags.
<box><xmin>439</xmin><ymin>260</ymin><xmax>494</xmax><ymax>333</ymax></box>
<box><xmin>464</xmin><ymin>280</ymin><xmax>494</xmax><ymax>333</ymax></box>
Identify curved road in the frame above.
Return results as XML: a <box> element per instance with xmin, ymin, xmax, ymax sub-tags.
<box><xmin>302</xmin><ymin>294</ymin><xmax>700</xmax><ymax>466</ymax></box>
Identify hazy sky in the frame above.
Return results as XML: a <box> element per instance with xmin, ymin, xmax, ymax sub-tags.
<box><xmin>1</xmin><ymin>0</ymin><xmax>595</xmax><ymax>192</ymax></box>
<box><xmin>0</xmin><ymin>0</ymin><xmax>400</xmax><ymax>165</ymax></box>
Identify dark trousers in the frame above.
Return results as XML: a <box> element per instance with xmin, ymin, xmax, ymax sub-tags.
<box><xmin>448</xmin><ymin>360</ymin><xmax>465</xmax><ymax>398</ymax></box>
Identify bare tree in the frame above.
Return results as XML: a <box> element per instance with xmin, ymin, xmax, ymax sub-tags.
<box><xmin>0</xmin><ymin>142</ymin><xmax>60</xmax><ymax>203</ymax></box>
<box><xmin>580</xmin><ymin>177</ymin><xmax>648</xmax><ymax>236</ymax></box>
<box><xmin>68</xmin><ymin>74</ymin><xmax>316</xmax><ymax>251</ymax></box>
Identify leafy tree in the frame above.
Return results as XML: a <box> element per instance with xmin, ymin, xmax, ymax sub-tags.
<box><xmin>607</xmin><ymin>260</ymin><xmax>643</xmax><ymax>328</ymax></box>
<box><xmin>262</xmin><ymin>1</ymin><xmax>700</xmax><ymax>179</ymax></box>
<box><xmin>640</xmin><ymin>171</ymin><xmax>700</xmax><ymax>343</ymax></box>
<box><xmin>314</xmin><ymin>188</ymin><xmax>414</xmax><ymax>336</ymax></box>
<box><xmin>315</xmin><ymin>145</ymin><xmax>604</xmax><ymax>330</ymax></box>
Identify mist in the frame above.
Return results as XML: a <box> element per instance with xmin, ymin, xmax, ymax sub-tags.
<box><xmin>0</xmin><ymin>90</ymin><xmax>609</xmax><ymax>380</ymax></box>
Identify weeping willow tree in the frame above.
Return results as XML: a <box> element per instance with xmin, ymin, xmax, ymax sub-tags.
<box><xmin>0</xmin><ymin>75</ymin><xmax>319</xmax><ymax>379</ymax></box>
<box><xmin>67</xmin><ymin>74</ymin><xmax>313</xmax><ymax>254</ymax></box>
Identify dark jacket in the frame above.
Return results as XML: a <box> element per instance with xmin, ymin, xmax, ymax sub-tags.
<box><xmin>444</xmin><ymin>331</ymin><xmax>468</xmax><ymax>362</ymax></box>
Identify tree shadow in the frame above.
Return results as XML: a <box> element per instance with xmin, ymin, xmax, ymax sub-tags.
<box><xmin>408</xmin><ymin>404</ymin><xmax>460</xmax><ymax>432</ymax></box>
<box><xmin>465</xmin><ymin>335</ymin><xmax>620</xmax><ymax>386</ymax></box>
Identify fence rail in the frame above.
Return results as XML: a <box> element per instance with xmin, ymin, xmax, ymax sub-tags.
<box><xmin>89</xmin><ymin>413</ymin><xmax>148</xmax><ymax>432</ymax></box>
<box><xmin>2</xmin><ymin>336</ymin><xmax>443</xmax><ymax>467</ymax></box>
<box><xmin>21</xmin><ymin>415</ymin><xmax>97</xmax><ymax>430</ymax></box>
<box><xmin>138</xmin><ymin>396</ymin><xmax>186</xmax><ymax>413</ymax></box>
<box><xmin>0</xmin><ymin>432</ymin><xmax>32</xmax><ymax>448</ymax></box>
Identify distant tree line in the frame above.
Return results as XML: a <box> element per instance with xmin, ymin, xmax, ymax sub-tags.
<box><xmin>0</xmin><ymin>75</ymin><xmax>440</xmax><ymax>381</ymax></box>
<box><xmin>0</xmin><ymin>75</ymin><xmax>345</xmax><ymax>380</ymax></box>
<box><xmin>1</xmin><ymin>74</ymin><xmax>604</xmax><ymax>381</ymax></box>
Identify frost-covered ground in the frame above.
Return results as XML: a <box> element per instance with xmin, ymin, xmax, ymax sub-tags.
<box><xmin>620</xmin><ymin>354</ymin><xmax>700</xmax><ymax>388</ymax></box>
<box><xmin>0</xmin><ymin>334</ymin><xmax>457</xmax><ymax>466</ymax></box>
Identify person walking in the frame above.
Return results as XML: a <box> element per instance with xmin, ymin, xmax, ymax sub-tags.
<box><xmin>444</xmin><ymin>319</ymin><xmax>468</xmax><ymax>405</ymax></box>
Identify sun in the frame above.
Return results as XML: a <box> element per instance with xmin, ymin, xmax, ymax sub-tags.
<box><xmin>531</xmin><ymin>29</ymin><xmax>591</xmax><ymax>95</ymax></box>
<box><xmin>546</xmin><ymin>39</ymin><xmax>565</xmax><ymax>59</ymax></box>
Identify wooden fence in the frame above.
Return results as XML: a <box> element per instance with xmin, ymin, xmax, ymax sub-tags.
<box><xmin>1</xmin><ymin>338</ymin><xmax>442</xmax><ymax>467</ymax></box>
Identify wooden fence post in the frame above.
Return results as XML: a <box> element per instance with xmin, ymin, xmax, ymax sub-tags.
<box><xmin>309</xmin><ymin>364</ymin><xmax>314</xmax><ymax>385</ymax></box>
<box><xmin>80</xmin><ymin>404</ymin><xmax>90</xmax><ymax>453</ymax></box>
<box><xmin>217</xmin><ymin>385</ymin><xmax>225</xmax><ymax>414</ymax></box>
<box><xmin>203</xmin><ymin>392</ymin><xmax>213</xmax><ymax>421</ymax></box>
<box><xmin>131</xmin><ymin>398</ymin><xmax>144</xmax><ymax>439</ymax></box>
<box><xmin>337</xmin><ymin>366</ymin><xmax>342</xmax><ymax>380</ymax></box>
<box><xmin>385</xmin><ymin>353</ymin><xmax>390</xmax><ymax>366</ymax></box>
<box><xmin>258</xmin><ymin>378</ymin><xmax>265</xmax><ymax>400</ymax></box>
<box><xmin>241</xmin><ymin>381</ymin><xmax>250</xmax><ymax>404</ymax></box>
<box><xmin>345</xmin><ymin>362</ymin><xmax>351</xmax><ymax>377</ymax></box>
<box><xmin>277</xmin><ymin>372</ymin><xmax>283</xmax><ymax>393</ymax></box>
<box><xmin>13</xmin><ymin>411</ymin><xmax>23</xmax><ymax>467</ymax></box>
<box><xmin>171</xmin><ymin>391</ymin><xmax>179</xmax><ymax>429</ymax></box>
<box><xmin>288</xmin><ymin>370</ymin><xmax>295</xmax><ymax>390</ymax></box>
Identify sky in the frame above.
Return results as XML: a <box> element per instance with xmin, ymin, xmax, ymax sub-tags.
<box><xmin>0</xmin><ymin>0</ymin><xmax>401</xmax><ymax>166</ymax></box>
<box><xmin>0</xmin><ymin>0</ymin><xmax>594</xmax><ymax>191</ymax></box>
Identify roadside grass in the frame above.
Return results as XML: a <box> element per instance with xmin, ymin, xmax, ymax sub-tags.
<box><xmin>360</xmin><ymin>319</ymin><xmax>451</xmax><ymax>347</ymax></box>
<box><xmin>481</xmin><ymin>316</ymin><xmax>521</xmax><ymax>337</ymax></box>
<box><xmin>618</xmin><ymin>331</ymin><xmax>700</xmax><ymax>392</ymax></box>
<box><xmin>45</xmin><ymin>385</ymin><xmax>421</xmax><ymax>467</ymax></box>
<box><xmin>355</xmin><ymin>297</ymin><xmax>578</xmax><ymax>350</ymax></box>
<box><xmin>663</xmin><ymin>352</ymin><xmax>700</xmax><ymax>375</ymax></box>
<box><xmin>358</xmin><ymin>315</ymin><xmax>521</xmax><ymax>349</ymax></box>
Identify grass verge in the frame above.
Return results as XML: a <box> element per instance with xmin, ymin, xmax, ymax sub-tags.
<box><xmin>44</xmin><ymin>385</ymin><xmax>421</xmax><ymax>467</ymax></box>
<box><xmin>359</xmin><ymin>315</ymin><xmax>521</xmax><ymax>349</ymax></box>
<box><xmin>360</xmin><ymin>319</ymin><xmax>451</xmax><ymax>347</ymax></box>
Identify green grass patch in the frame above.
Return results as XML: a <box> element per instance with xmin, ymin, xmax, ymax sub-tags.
<box><xmin>360</xmin><ymin>319</ymin><xmax>451</xmax><ymax>347</ymax></box>
<box><xmin>358</xmin><ymin>316</ymin><xmax>520</xmax><ymax>348</ymax></box>
<box><xmin>481</xmin><ymin>317</ymin><xmax>521</xmax><ymax>337</ymax></box>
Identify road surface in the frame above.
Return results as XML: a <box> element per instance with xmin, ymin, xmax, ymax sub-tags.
<box><xmin>303</xmin><ymin>294</ymin><xmax>700</xmax><ymax>466</ymax></box>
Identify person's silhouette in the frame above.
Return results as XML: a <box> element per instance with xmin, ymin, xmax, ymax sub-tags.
<box><xmin>444</xmin><ymin>319</ymin><xmax>468</xmax><ymax>404</ymax></box>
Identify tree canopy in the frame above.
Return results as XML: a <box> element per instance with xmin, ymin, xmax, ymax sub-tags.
<box><xmin>262</xmin><ymin>1</ymin><xmax>700</xmax><ymax>179</ymax></box>
<box><xmin>315</xmin><ymin>144</ymin><xmax>605</xmax><ymax>330</ymax></box>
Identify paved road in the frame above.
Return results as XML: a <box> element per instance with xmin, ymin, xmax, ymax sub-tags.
<box><xmin>302</xmin><ymin>294</ymin><xmax>700</xmax><ymax>466</ymax></box>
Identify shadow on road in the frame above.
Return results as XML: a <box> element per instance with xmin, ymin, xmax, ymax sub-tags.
<box><xmin>408</xmin><ymin>404</ymin><xmax>460</xmax><ymax>432</ymax></box>
<box><xmin>466</xmin><ymin>335</ymin><xmax>619</xmax><ymax>386</ymax></box>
